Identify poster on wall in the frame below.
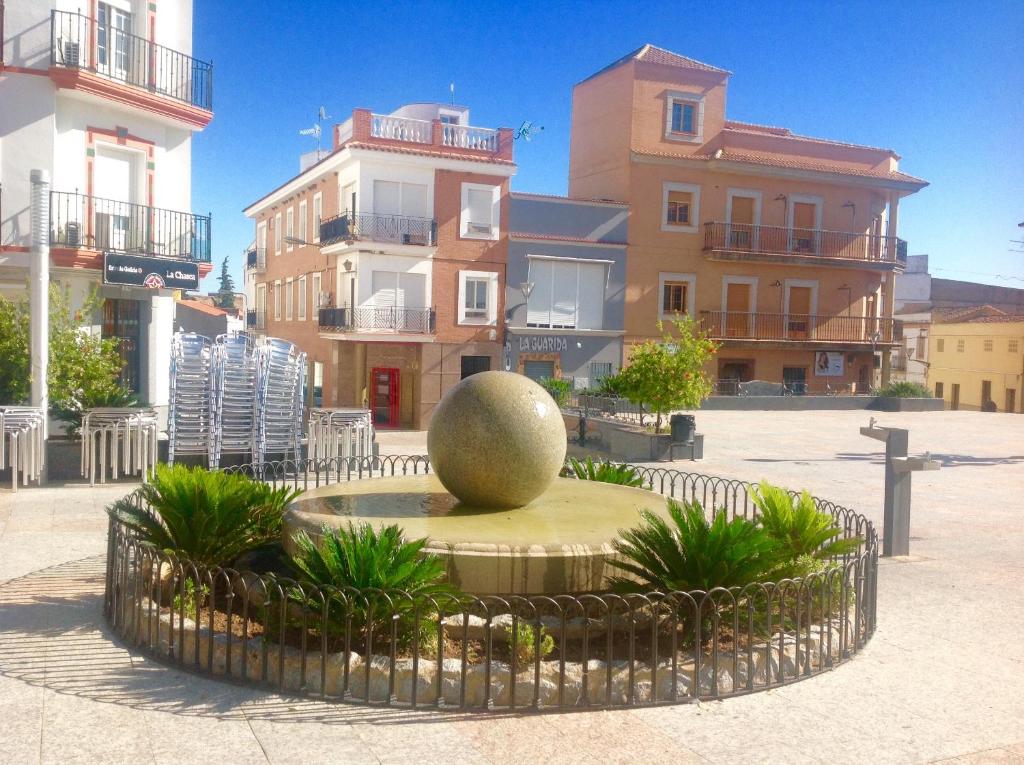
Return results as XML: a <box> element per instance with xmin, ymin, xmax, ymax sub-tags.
<box><xmin>814</xmin><ymin>351</ymin><xmax>845</xmax><ymax>377</ymax></box>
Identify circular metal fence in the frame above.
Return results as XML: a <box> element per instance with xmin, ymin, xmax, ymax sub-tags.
<box><xmin>103</xmin><ymin>456</ymin><xmax>878</xmax><ymax>712</ymax></box>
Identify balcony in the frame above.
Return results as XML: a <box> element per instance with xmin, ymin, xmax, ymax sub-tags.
<box><xmin>319</xmin><ymin>306</ymin><xmax>435</xmax><ymax>335</ymax></box>
<box><xmin>246</xmin><ymin>247</ymin><xmax>267</xmax><ymax>272</ymax></box>
<box><xmin>336</xmin><ymin>109</ymin><xmax>514</xmax><ymax>161</ymax></box>
<box><xmin>703</xmin><ymin>222</ymin><xmax>907</xmax><ymax>267</ymax></box>
<box><xmin>51</xmin><ymin>190</ymin><xmax>211</xmax><ymax>262</ymax></box>
<box><xmin>320</xmin><ymin>212</ymin><xmax>436</xmax><ymax>248</ymax></box>
<box><xmin>50</xmin><ymin>10</ymin><xmax>213</xmax><ymax>124</ymax></box>
<box><xmin>246</xmin><ymin>309</ymin><xmax>265</xmax><ymax>330</ymax></box>
<box><xmin>699</xmin><ymin>311</ymin><xmax>898</xmax><ymax>345</ymax></box>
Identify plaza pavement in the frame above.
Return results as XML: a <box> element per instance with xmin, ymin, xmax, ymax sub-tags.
<box><xmin>0</xmin><ymin>410</ymin><xmax>1022</xmax><ymax>764</ymax></box>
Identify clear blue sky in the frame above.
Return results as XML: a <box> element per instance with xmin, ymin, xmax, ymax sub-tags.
<box><xmin>192</xmin><ymin>0</ymin><xmax>1024</xmax><ymax>294</ymax></box>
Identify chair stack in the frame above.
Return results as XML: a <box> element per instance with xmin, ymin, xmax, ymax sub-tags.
<box><xmin>80</xmin><ymin>407</ymin><xmax>159</xmax><ymax>485</ymax></box>
<box><xmin>209</xmin><ymin>333</ymin><xmax>258</xmax><ymax>468</ymax></box>
<box><xmin>307</xmin><ymin>408</ymin><xmax>374</xmax><ymax>462</ymax></box>
<box><xmin>168</xmin><ymin>333</ymin><xmax>214</xmax><ymax>464</ymax></box>
<box><xmin>0</xmin><ymin>406</ymin><xmax>46</xmax><ymax>491</ymax></box>
<box><xmin>255</xmin><ymin>337</ymin><xmax>306</xmax><ymax>463</ymax></box>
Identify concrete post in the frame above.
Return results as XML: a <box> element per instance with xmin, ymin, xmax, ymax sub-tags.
<box><xmin>29</xmin><ymin>169</ymin><xmax>50</xmax><ymax>437</ymax></box>
<box><xmin>882</xmin><ymin>427</ymin><xmax>910</xmax><ymax>556</ymax></box>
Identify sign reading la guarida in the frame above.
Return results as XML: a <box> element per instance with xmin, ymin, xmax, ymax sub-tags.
<box><xmin>103</xmin><ymin>253</ymin><xmax>199</xmax><ymax>291</ymax></box>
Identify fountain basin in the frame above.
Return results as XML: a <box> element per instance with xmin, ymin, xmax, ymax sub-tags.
<box><xmin>283</xmin><ymin>474</ymin><xmax>670</xmax><ymax>595</ymax></box>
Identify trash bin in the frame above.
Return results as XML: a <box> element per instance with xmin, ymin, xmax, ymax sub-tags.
<box><xmin>670</xmin><ymin>414</ymin><xmax>696</xmax><ymax>444</ymax></box>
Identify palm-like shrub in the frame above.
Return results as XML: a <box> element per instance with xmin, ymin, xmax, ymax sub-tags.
<box><xmin>562</xmin><ymin>457</ymin><xmax>643</xmax><ymax>487</ymax></box>
<box><xmin>751</xmin><ymin>481</ymin><xmax>862</xmax><ymax>573</ymax></box>
<box><xmin>109</xmin><ymin>465</ymin><xmax>301</xmax><ymax>568</ymax></box>
<box><xmin>288</xmin><ymin>523</ymin><xmax>459</xmax><ymax>646</ymax></box>
<box><xmin>875</xmin><ymin>381</ymin><xmax>933</xmax><ymax>398</ymax></box>
<box><xmin>608</xmin><ymin>498</ymin><xmax>781</xmax><ymax>594</ymax></box>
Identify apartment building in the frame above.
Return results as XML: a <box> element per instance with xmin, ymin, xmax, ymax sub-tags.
<box><xmin>243</xmin><ymin>104</ymin><xmax>514</xmax><ymax>428</ymax></box>
<box><xmin>1</xmin><ymin>0</ymin><xmax>213</xmax><ymax>420</ymax></box>
<box><xmin>893</xmin><ymin>254</ymin><xmax>1024</xmax><ymax>385</ymax></box>
<box><xmin>506</xmin><ymin>192</ymin><xmax>628</xmax><ymax>385</ymax></box>
<box><xmin>928</xmin><ymin>313</ymin><xmax>1024</xmax><ymax>413</ymax></box>
<box><xmin>568</xmin><ymin>45</ymin><xmax>927</xmax><ymax>392</ymax></box>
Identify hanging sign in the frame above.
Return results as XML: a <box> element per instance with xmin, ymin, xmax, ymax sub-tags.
<box><xmin>103</xmin><ymin>253</ymin><xmax>200</xmax><ymax>291</ymax></box>
<box><xmin>814</xmin><ymin>351</ymin><xmax>845</xmax><ymax>377</ymax></box>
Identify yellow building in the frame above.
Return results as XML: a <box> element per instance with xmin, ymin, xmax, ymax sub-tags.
<box><xmin>928</xmin><ymin>315</ymin><xmax>1024</xmax><ymax>412</ymax></box>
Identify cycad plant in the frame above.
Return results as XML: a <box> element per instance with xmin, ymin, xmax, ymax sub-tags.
<box><xmin>562</xmin><ymin>457</ymin><xmax>644</xmax><ymax>487</ymax></box>
<box><xmin>288</xmin><ymin>523</ymin><xmax>460</xmax><ymax>648</ymax></box>
<box><xmin>608</xmin><ymin>498</ymin><xmax>781</xmax><ymax>594</ymax></box>
<box><xmin>751</xmin><ymin>481</ymin><xmax>862</xmax><ymax>577</ymax></box>
<box><xmin>108</xmin><ymin>464</ymin><xmax>301</xmax><ymax>568</ymax></box>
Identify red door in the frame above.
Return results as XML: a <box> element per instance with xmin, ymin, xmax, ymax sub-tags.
<box><xmin>370</xmin><ymin>367</ymin><xmax>400</xmax><ymax>427</ymax></box>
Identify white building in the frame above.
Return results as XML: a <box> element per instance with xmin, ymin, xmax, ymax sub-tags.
<box><xmin>0</xmin><ymin>0</ymin><xmax>213</xmax><ymax>421</ymax></box>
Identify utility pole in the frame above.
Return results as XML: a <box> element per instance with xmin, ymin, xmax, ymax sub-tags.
<box><xmin>29</xmin><ymin>169</ymin><xmax>50</xmax><ymax>437</ymax></box>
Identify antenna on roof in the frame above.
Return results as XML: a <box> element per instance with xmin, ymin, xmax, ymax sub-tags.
<box><xmin>514</xmin><ymin>120</ymin><xmax>545</xmax><ymax>142</ymax></box>
<box><xmin>299</xmin><ymin>106</ymin><xmax>332</xmax><ymax>159</ymax></box>
<box><xmin>449</xmin><ymin>82</ymin><xmax>455</xmax><ymax>106</ymax></box>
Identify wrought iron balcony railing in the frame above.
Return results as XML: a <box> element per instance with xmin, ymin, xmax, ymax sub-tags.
<box><xmin>320</xmin><ymin>211</ymin><xmax>437</xmax><ymax>247</ymax></box>
<box><xmin>246</xmin><ymin>309</ymin><xmax>266</xmax><ymax>330</ymax></box>
<box><xmin>50</xmin><ymin>10</ymin><xmax>213</xmax><ymax>111</ymax></box>
<box><xmin>699</xmin><ymin>310</ymin><xmax>898</xmax><ymax>344</ymax></box>
<box><xmin>703</xmin><ymin>222</ymin><xmax>906</xmax><ymax>265</ymax></box>
<box><xmin>246</xmin><ymin>247</ymin><xmax>266</xmax><ymax>271</ymax></box>
<box><xmin>319</xmin><ymin>305</ymin><xmax>435</xmax><ymax>335</ymax></box>
<box><xmin>50</xmin><ymin>190</ymin><xmax>211</xmax><ymax>262</ymax></box>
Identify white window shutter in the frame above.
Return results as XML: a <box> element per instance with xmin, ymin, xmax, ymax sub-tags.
<box><xmin>526</xmin><ymin>260</ymin><xmax>552</xmax><ymax>326</ymax></box>
<box><xmin>550</xmin><ymin>262</ymin><xmax>577</xmax><ymax>328</ymax></box>
<box><xmin>373</xmin><ymin>181</ymin><xmax>401</xmax><ymax>216</ymax></box>
<box><xmin>576</xmin><ymin>263</ymin><xmax>606</xmax><ymax>329</ymax></box>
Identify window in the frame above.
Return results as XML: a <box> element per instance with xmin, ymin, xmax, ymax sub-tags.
<box><xmin>460</xmin><ymin>183</ymin><xmax>500</xmax><ymax>240</ymax></box>
<box><xmin>299</xmin><ymin>200</ymin><xmax>308</xmax><ymax>245</ymax></box>
<box><xmin>663</xmin><ymin>281</ymin><xmax>688</xmax><ymax>314</ymax></box>
<box><xmin>97</xmin><ymin>3</ymin><xmax>131</xmax><ymax>74</ymax></box>
<box><xmin>298</xmin><ymin>276</ymin><xmax>307</xmax><ymax>320</ymax></box>
<box><xmin>915</xmin><ymin>335</ymin><xmax>926</xmax><ymax>359</ymax></box>
<box><xmin>274</xmin><ymin>213</ymin><xmax>282</xmax><ymax>255</ymax></box>
<box><xmin>312</xmin><ymin>193</ymin><xmax>322</xmax><ymax>242</ymax></box>
<box><xmin>457</xmin><ymin>270</ymin><xmax>499</xmax><ymax>325</ymax></box>
<box><xmin>526</xmin><ymin>258</ymin><xmax>607</xmax><ymax>330</ymax></box>
<box><xmin>590</xmin><ymin>362</ymin><xmax>614</xmax><ymax>384</ymax></box>
<box><xmin>1010</xmin><ymin>339</ymin><xmax>1020</xmax><ymax>353</ymax></box>
<box><xmin>664</xmin><ymin>92</ymin><xmax>704</xmax><ymax>142</ymax></box>
<box><xmin>440</xmin><ymin>114</ymin><xmax>459</xmax><ymax>125</ymax></box>
<box><xmin>523</xmin><ymin>359</ymin><xmax>555</xmax><ymax>382</ymax></box>
<box><xmin>273</xmin><ymin>280</ymin><xmax>281</xmax><ymax>320</ymax></box>
<box><xmin>934</xmin><ymin>382</ymin><xmax>943</xmax><ymax>400</ymax></box>
<box><xmin>257</xmin><ymin>221</ymin><xmax>267</xmax><ymax>255</ymax></box>
<box><xmin>312</xmin><ymin>272</ymin><xmax>322</xmax><ymax>309</ymax></box>
<box><xmin>286</xmin><ymin>208</ymin><xmax>294</xmax><ymax>250</ymax></box>
<box><xmin>984</xmin><ymin>339</ymin><xmax>993</xmax><ymax>352</ymax></box>
<box><xmin>957</xmin><ymin>339</ymin><xmax>965</xmax><ymax>353</ymax></box>
<box><xmin>658</xmin><ymin>272</ymin><xmax>696</xmax><ymax>319</ymax></box>
<box><xmin>661</xmin><ymin>182</ymin><xmax>700</xmax><ymax>233</ymax></box>
<box><xmin>937</xmin><ymin>338</ymin><xmax>945</xmax><ymax>352</ymax></box>
<box><xmin>461</xmin><ymin>356</ymin><xmax>491</xmax><ymax>379</ymax></box>
<box><xmin>285</xmin><ymin>278</ymin><xmax>293</xmax><ymax>320</ymax></box>
<box><xmin>310</xmin><ymin>361</ymin><xmax>323</xmax><ymax>407</ymax></box>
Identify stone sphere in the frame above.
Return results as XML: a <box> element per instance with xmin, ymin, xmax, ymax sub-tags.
<box><xmin>427</xmin><ymin>371</ymin><xmax>567</xmax><ymax>509</ymax></box>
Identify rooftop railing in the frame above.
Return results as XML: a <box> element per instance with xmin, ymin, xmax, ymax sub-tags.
<box><xmin>50</xmin><ymin>190</ymin><xmax>211</xmax><ymax>263</ymax></box>
<box><xmin>703</xmin><ymin>222</ymin><xmax>906</xmax><ymax>265</ymax></box>
<box><xmin>699</xmin><ymin>310</ymin><xmax>898</xmax><ymax>344</ymax></box>
<box><xmin>50</xmin><ymin>9</ymin><xmax>213</xmax><ymax>111</ymax></box>
<box><xmin>246</xmin><ymin>247</ymin><xmax>266</xmax><ymax>271</ymax></box>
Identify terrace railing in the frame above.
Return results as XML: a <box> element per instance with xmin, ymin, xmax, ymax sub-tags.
<box><xmin>319</xmin><ymin>211</ymin><xmax>436</xmax><ymax>247</ymax></box>
<box><xmin>51</xmin><ymin>10</ymin><xmax>213</xmax><ymax>111</ymax></box>
<box><xmin>319</xmin><ymin>306</ymin><xmax>436</xmax><ymax>335</ymax></box>
<box><xmin>441</xmin><ymin>123</ymin><xmax>500</xmax><ymax>151</ymax></box>
<box><xmin>703</xmin><ymin>222</ymin><xmax>906</xmax><ymax>265</ymax></box>
<box><xmin>699</xmin><ymin>311</ymin><xmax>897</xmax><ymax>344</ymax></box>
<box><xmin>245</xmin><ymin>247</ymin><xmax>266</xmax><ymax>272</ymax></box>
<box><xmin>370</xmin><ymin>114</ymin><xmax>432</xmax><ymax>143</ymax></box>
<box><xmin>50</xmin><ymin>190</ymin><xmax>212</xmax><ymax>262</ymax></box>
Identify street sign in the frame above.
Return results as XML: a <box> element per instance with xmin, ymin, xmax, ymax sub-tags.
<box><xmin>103</xmin><ymin>253</ymin><xmax>199</xmax><ymax>291</ymax></box>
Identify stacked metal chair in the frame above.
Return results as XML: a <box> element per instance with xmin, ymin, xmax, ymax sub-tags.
<box><xmin>80</xmin><ymin>407</ymin><xmax>159</xmax><ymax>485</ymax></box>
<box><xmin>0</xmin><ymin>406</ymin><xmax>46</xmax><ymax>491</ymax></box>
<box><xmin>168</xmin><ymin>333</ymin><xmax>214</xmax><ymax>464</ymax></box>
<box><xmin>255</xmin><ymin>337</ymin><xmax>305</xmax><ymax>463</ymax></box>
<box><xmin>208</xmin><ymin>333</ymin><xmax>258</xmax><ymax>468</ymax></box>
<box><xmin>307</xmin><ymin>408</ymin><xmax>374</xmax><ymax>462</ymax></box>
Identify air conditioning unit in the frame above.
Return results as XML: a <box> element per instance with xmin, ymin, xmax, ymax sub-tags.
<box><xmin>62</xmin><ymin>41</ymin><xmax>81</xmax><ymax>67</ymax></box>
<box><xmin>64</xmin><ymin>221</ymin><xmax>81</xmax><ymax>246</ymax></box>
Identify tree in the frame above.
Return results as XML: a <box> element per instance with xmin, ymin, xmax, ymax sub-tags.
<box><xmin>616</xmin><ymin>316</ymin><xmax>719</xmax><ymax>431</ymax></box>
<box><xmin>215</xmin><ymin>256</ymin><xmax>236</xmax><ymax>309</ymax></box>
<box><xmin>0</xmin><ymin>285</ymin><xmax>133</xmax><ymax>434</ymax></box>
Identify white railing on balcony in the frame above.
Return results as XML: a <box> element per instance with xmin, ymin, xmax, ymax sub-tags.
<box><xmin>442</xmin><ymin>123</ymin><xmax>499</xmax><ymax>151</ymax></box>
<box><xmin>370</xmin><ymin>115</ymin><xmax>431</xmax><ymax>144</ymax></box>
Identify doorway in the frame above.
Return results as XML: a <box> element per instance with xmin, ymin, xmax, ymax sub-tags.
<box><xmin>782</xmin><ymin>366</ymin><xmax>807</xmax><ymax>395</ymax></box>
<box><xmin>1006</xmin><ymin>388</ymin><xmax>1016</xmax><ymax>413</ymax></box>
<box><xmin>370</xmin><ymin>367</ymin><xmax>399</xmax><ymax>427</ymax></box>
<box><xmin>460</xmin><ymin>355</ymin><xmax>491</xmax><ymax>379</ymax></box>
<box><xmin>951</xmin><ymin>383</ymin><xmax>960</xmax><ymax>410</ymax></box>
<box><xmin>790</xmin><ymin>201</ymin><xmax>819</xmax><ymax>253</ymax></box>
<box><xmin>725</xmin><ymin>282</ymin><xmax>752</xmax><ymax>337</ymax></box>
<box><xmin>787</xmin><ymin>286</ymin><xmax>812</xmax><ymax>339</ymax></box>
<box><xmin>728</xmin><ymin>196</ymin><xmax>756</xmax><ymax>250</ymax></box>
<box><xmin>718</xmin><ymin>359</ymin><xmax>754</xmax><ymax>395</ymax></box>
<box><xmin>102</xmin><ymin>299</ymin><xmax>141</xmax><ymax>394</ymax></box>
